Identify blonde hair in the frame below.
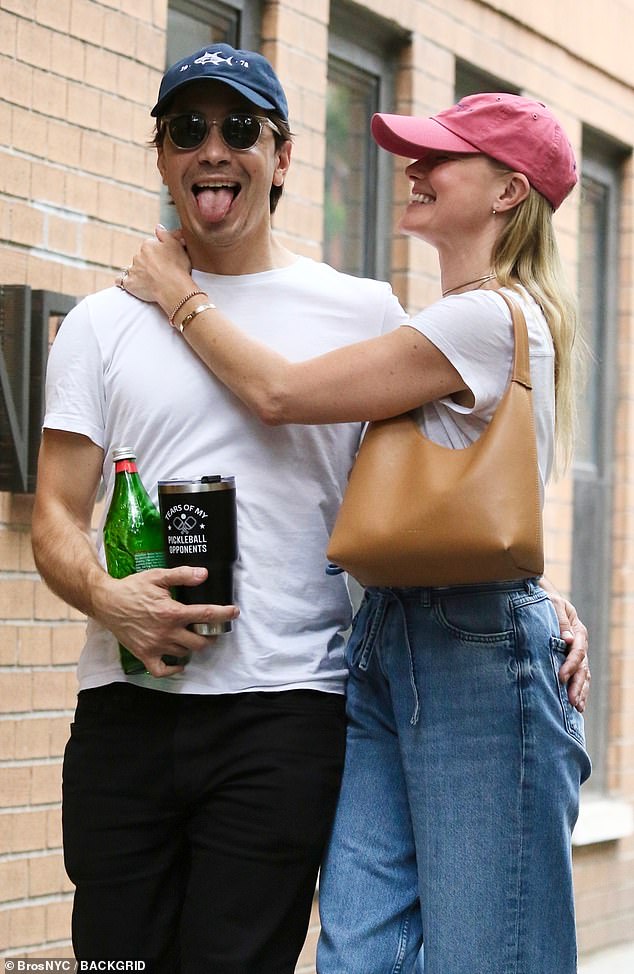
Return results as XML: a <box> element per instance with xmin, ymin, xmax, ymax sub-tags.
<box><xmin>491</xmin><ymin>187</ymin><xmax>583</xmax><ymax>475</ymax></box>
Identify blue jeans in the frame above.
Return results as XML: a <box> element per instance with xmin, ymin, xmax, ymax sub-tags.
<box><xmin>317</xmin><ymin>579</ymin><xmax>591</xmax><ymax>974</ymax></box>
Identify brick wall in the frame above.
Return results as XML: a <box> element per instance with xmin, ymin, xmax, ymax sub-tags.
<box><xmin>1</xmin><ymin>0</ymin><xmax>633</xmax><ymax>964</ymax></box>
<box><xmin>0</xmin><ymin>0</ymin><xmax>165</xmax><ymax>957</ymax></box>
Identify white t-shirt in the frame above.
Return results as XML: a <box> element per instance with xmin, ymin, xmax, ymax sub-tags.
<box><xmin>407</xmin><ymin>287</ymin><xmax>555</xmax><ymax>493</ymax></box>
<box><xmin>44</xmin><ymin>256</ymin><xmax>407</xmax><ymax>695</ymax></box>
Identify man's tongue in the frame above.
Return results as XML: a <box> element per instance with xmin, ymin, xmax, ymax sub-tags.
<box><xmin>195</xmin><ymin>187</ymin><xmax>235</xmax><ymax>223</ymax></box>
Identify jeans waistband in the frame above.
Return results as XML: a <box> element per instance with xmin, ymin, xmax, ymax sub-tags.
<box><xmin>365</xmin><ymin>577</ymin><xmax>539</xmax><ymax>601</ymax></box>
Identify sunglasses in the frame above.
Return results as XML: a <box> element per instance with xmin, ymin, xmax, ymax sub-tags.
<box><xmin>160</xmin><ymin>111</ymin><xmax>282</xmax><ymax>152</ymax></box>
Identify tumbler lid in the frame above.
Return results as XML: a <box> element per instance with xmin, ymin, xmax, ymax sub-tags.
<box><xmin>158</xmin><ymin>476</ymin><xmax>235</xmax><ymax>494</ymax></box>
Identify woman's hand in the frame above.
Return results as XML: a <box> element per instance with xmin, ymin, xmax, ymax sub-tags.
<box><xmin>540</xmin><ymin>576</ymin><xmax>591</xmax><ymax>713</ymax></box>
<box><xmin>116</xmin><ymin>225</ymin><xmax>197</xmax><ymax>317</ymax></box>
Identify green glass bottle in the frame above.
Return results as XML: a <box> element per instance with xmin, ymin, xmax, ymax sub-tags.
<box><xmin>103</xmin><ymin>448</ymin><xmax>166</xmax><ymax>675</ymax></box>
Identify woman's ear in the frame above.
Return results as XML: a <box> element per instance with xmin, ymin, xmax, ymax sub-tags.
<box><xmin>495</xmin><ymin>172</ymin><xmax>531</xmax><ymax>213</ymax></box>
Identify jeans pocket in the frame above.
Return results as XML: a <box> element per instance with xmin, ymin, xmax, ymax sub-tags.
<box><xmin>549</xmin><ymin>636</ymin><xmax>586</xmax><ymax>747</ymax></box>
<box><xmin>432</xmin><ymin>590</ymin><xmax>514</xmax><ymax>642</ymax></box>
<box><xmin>346</xmin><ymin>595</ymin><xmax>386</xmax><ymax>671</ymax></box>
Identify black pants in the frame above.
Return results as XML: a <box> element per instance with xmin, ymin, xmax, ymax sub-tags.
<box><xmin>62</xmin><ymin>682</ymin><xmax>346</xmax><ymax>973</ymax></box>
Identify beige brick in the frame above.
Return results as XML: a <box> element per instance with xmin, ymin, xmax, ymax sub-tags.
<box><xmin>18</xmin><ymin>625</ymin><xmax>52</xmax><ymax>665</ymax></box>
<box><xmin>46</xmin><ymin>896</ymin><xmax>74</xmax><ymax>942</ymax></box>
<box><xmin>8</xmin><ymin>902</ymin><xmax>47</xmax><ymax>949</ymax></box>
<box><xmin>0</xmin><ymin>246</ymin><xmax>28</xmax><ymax>284</ymax></box>
<box><xmin>12</xmin><ymin>106</ymin><xmax>48</xmax><ymax>158</ymax></box>
<box><xmin>49</xmin><ymin>25</ymin><xmax>85</xmax><ymax>82</ymax></box>
<box><xmin>81</xmin><ymin>220</ymin><xmax>115</xmax><ymax>267</ymax></box>
<box><xmin>45</xmin><ymin>119</ymin><xmax>82</xmax><ymax>169</ymax></box>
<box><xmin>0</xmin><ymin>198</ymin><xmax>10</xmax><ymax>240</ymax></box>
<box><xmin>122</xmin><ymin>0</ymin><xmax>153</xmax><ymax>21</ymax></box>
<box><xmin>8</xmin><ymin>494</ymin><xmax>34</xmax><ymax>527</ymax></box>
<box><xmin>70</xmin><ymin>0</ymin><xmax>105</xmax><ymax>45</ymax></box>
<box><xmin>0</xmin><ymin>528</ymin><xmax>21</xmax><ymax>570</ymax></box>
<box><xmin>66</xmin><ymin>80</ymin><xmax>101</xmax><ymax>130</ymax></box>
<box><xmin>0</xmin><ymin>858</ymin><xmax>29</xmax><ymax>902</ymax></box>
<box><xmin>0</xmin><ymin>808</ymin><xmax>12</xmax><ymax>852</ymax></box>
<box><xmin>28</xmin><ymin>851</ymin><xmax>65</xmax><ymax>896</ymax></box>
<box><xmin>50</xmin><ymin>715</ymin><xmax>72</xmax><ymax>756</ymax></box>
<box><xmin>116</xmin><ymin>54</ymin><xmax>153</xmax><ymax>106</ymax></box>
<box><xmin>103</xmin><ymin>10</ymin><xmax>137</xmax><ymax>59</ymax></box>
<box><xmin>30</xmin><ymin>761</ymin><xmax>62</xmax><ymax>805</ymax></box>
<box><xmin>47</xmin><ymin>212</ymin><xmax>82</xmax><ymax>258</ymax></box>
<box><xmin>64</xmin><ymin>170</ymin><xmax>102</xmax><ymax>220</ymax></box>
<box><xmin>26</xmin><ymin>251</ymin><xmax>64</xmax><ymax>291</ymax></box>
<box><xmin>47</xmin><ymin>805</ymin><xmax>63</xmax><ymax>849</ymax></box>
<box><xmin>135</xmin><ymin>24</ymin><xmax>166</xmax><ymax>73</ymax></box>
<box><xmin>65</xmin><ymin>671</ymin><xmax>80</xmax><ymax>708</ymax></box>
<box><xmin>34</xmin><ymin>580</ymin><xmax>71</xmax><ymax>621</ymax></box>
<box><xmin>9</xmin><ymin>201</ymin><xmax>45</xmax><ymax>248</ymax></box>
<box><xmin>19</xmin><ymin>534</ymin><xmax>36</xmax><ymax>572</ymax></box>
<box><xmin>60</xmin><ymin>261</ymin><xmax>101</xmax><ymax>298</ymax></box>
<box><xmin>51</xmin><ymin>623</ymin><xmax>85</xmax><ymax>665</ymax></box>
<box><xmin>0</xmin><ymin>11</ymin><xmax>18</xmax><ymax>56</ymax></box>
<box><xmin>14</xmin><ymin>716</ymin><xmax>50</xmax><ymax>759</ymax></box>
<box><xmin>11</xmin><ymin>808</ymin><xmax>48</xmax><ymax>852</ymax></box>
<box><xmin>31</xmin><ymin>67</ymin><xmax>68</xmax><ymax>121</ymax></box>
<box><xmin>0</xmin><ymin>909</ymin><xmax>9</xmax><ymax>956</ymax></box>
<box><xmin>35</xmin><ymin>0</ymin><xmax>72</xmax><ymax>32</ymax></box>
<box><xmin>0</xmin><ymin>55</ymin><xmax>33</xmax><ymax>110</ymax></box>
<box><xmin>110</xmin><ymin>226</ymin><xmax>147</xmax><ymax>271</ymax></box>
<box><xmin>0</xmin><ymin>671</ymin><xmax>33</xmax><ymax>712</ymax></box>
<box><xmin>0</xmin><ymin>150</ymin><xmax>32</xmax><ymax>198</ymax></box>
<box><xmin>16</xmin><ymin>17</ymin><xmax>52</xmax><ymax>69</ymax></box>
<box><xmin>0</xmin><ymin>718</ymin><xmax>16</xmax><ymax>758</ymax></box>
<box><xmin>0</xmin><ymin>101</ymin><xmax>11</xmax><ymax>149</ymax></box>
<box><xmin>100</xmin><ymin>91</ymin><xmax>136</xmax><ymax>143</ymax></box>
<box><xmin>32</xmin><ymin>670</ymin><xmax>70</xmax><ymax>711</ymax></box>
<box><xmin>84</xmin><ymin>44</ymin><xmax>119</xmax><ymax>93</ymax></box>
<box><xmin>80</xmin><ymin>130</ymin><xmax>115</xmax><ymax>179</ymax></box>
<box><xmin>0</xmin><ymin>766</ymin><xmax>32</xmax><ymax>806</ymax></box>
<box><xmin>30</xmin><ymin>160</ymin><xmax>66</xmax><ymax>208</ymax></box>
<box><xmin>112</xmin><ymin>141</ymin><xmax>147</xmax><ymax>187</ymax></box>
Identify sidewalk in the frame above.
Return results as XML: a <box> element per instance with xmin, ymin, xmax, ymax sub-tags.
<box><xmin>578</xmin><ymin>940</ymin><xmax>634</xmax><ymax>972</ymax></box>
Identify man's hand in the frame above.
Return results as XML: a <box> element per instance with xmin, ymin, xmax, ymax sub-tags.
<box><xmin>92</xmin><ymin>565</ymin><xmax>239</xmax><ymax>678</ymax></box>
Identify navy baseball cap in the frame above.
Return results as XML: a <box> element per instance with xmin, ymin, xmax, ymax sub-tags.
<box><xmin>151</xmin><ymin>44</ymin><xmax>289</xmax><ymax>121</ymax></box>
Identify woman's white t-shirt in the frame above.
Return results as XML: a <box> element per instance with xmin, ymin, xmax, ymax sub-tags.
<box><xmin>406</xmin><ymin>287</ymin><xmax>555</xmax><ymax>494</ymax></box>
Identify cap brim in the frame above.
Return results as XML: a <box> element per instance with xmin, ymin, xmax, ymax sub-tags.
<box><xmin>151</xmin><ymin>77</ymin><xmax>279</xmax><ymax>117</ymax></box>
<box><xmin>371</xmin><ymin>113</ymin><xmax>480</xmax><ymax>158</ymax></box>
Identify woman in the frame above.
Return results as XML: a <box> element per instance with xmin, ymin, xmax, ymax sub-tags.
<box><xmin>122</xmin><ymin>93</ymin><xmax>591</xmax><ymax>973</ymax></box>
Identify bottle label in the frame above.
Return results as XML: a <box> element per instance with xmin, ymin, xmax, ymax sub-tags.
<box><xmin>134</xmin><ymin>550</ymin><xmax>167</xmax><ymax>571</ymax></box>
<box><xmin>115</xmin><ymin>459</ymin><xmax>138</xmax><ymax>474</ymax></box>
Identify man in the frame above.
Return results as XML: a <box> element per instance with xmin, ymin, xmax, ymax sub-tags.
<box><xmin>32</xmin><ymin>45</ymin><xmax>589</xmax><ymax>973</ymax></box>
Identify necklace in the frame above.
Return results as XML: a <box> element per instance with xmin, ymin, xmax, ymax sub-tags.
<box><xmin>442</xmin><ymin>273</ymin><xmax>496</xmax><ymax>297</ymax></box>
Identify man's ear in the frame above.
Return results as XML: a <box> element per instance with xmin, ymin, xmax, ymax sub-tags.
<box><xmin>273</xmin><ymin>140</ymin><xmax>292</xmax><ymax>188</ymax></box>
<box><xmin>157</xmin><ymin>148</ymin><xmax>168</xmax><ymax>186</ymax></box>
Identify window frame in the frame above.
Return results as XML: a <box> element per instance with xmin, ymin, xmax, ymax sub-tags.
<box><xmin>325</xmin><ymin>4</ymin><xmax>407</xmax><ymax>280</ymax></box>
<box><xmin>571</xmin><ymin>131</ymin><xmax>625</xmax><ymax>793</ymax></box>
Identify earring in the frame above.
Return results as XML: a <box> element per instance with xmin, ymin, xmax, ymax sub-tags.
<box><xmin>492</xmin><ymin>208</ymin><xmax>497</xmax><ymax>215</ymax></box>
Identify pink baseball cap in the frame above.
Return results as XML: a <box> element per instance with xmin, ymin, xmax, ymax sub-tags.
<box><xmin>371</xmin><ymin>92</ymin><xmax>577</xmax><ymax>210</ymax></box>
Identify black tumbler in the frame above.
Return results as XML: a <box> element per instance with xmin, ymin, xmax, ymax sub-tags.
<box><xmin>158</xmin><ymin>476</ymin><xmax>238</xmax><ymax>635</ymax></box>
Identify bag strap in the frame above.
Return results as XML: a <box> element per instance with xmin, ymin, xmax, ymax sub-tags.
<box><xmin>496</xmin><ymin>290</ymin><xmax>532</xmax><ymax>391</ymax></box>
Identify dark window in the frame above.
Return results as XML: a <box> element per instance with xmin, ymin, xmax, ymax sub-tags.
<box><xmin>572</xmin><ymin>134</ymin><xmax>627</xmax><ymax>791</ymax></box>
<box><xmin>325</xmin><ymin>4</ymin><xmax>407</xmax><ymax>279</ymax></box>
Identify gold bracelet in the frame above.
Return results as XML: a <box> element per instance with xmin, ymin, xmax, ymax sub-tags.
<box><xmin>176</xmin><ymin>302</ymin><xmax>216</xmax><ymax>334</ymax></box>
<box><xmin>168</xmin><ymin>290</ymin><xmax>206</xmax><ymax>326</ymax></box>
